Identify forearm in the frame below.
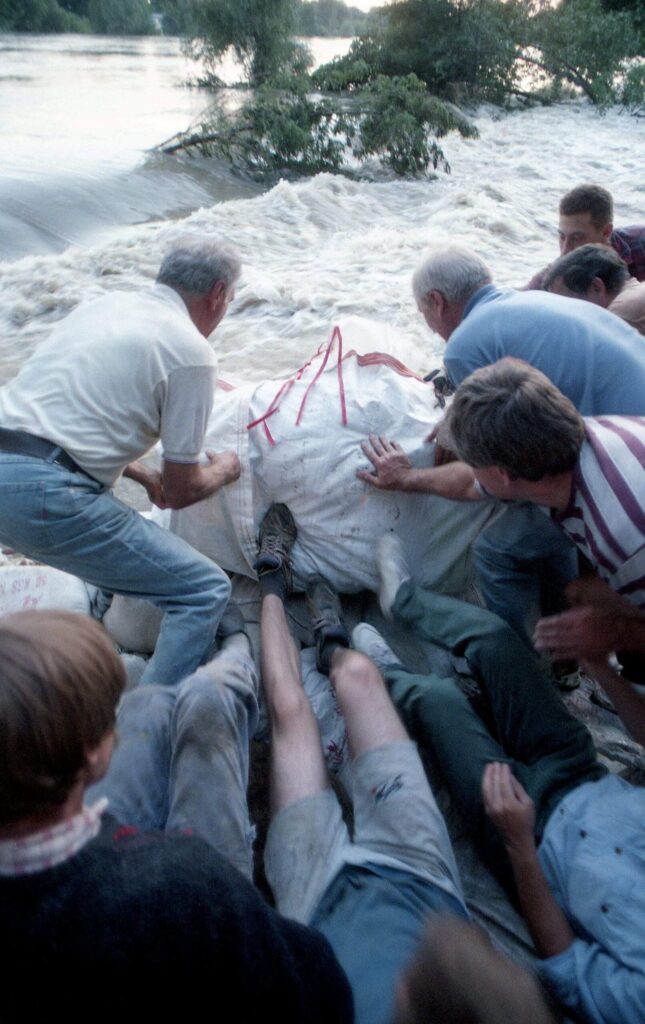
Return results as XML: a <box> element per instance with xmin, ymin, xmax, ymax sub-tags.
<box><xmin>508</xmin><ymin>844</ymin><xmax>575</xmax><ymax>959</ymax></box>
<box><xmin>162</xmin><ymin>452</ymin><xmax>239</xmax><ymax>510</ymax></box>
<box><xmin>587</xmin><ymin>661</ymin><xmax>645</xmax><ymax>746</ymax></box>
<box><xmin>123</xmin><ymin>460</ymin><xmax>153</xmax><ymax>486</ymax></box>
<box><xmin>395</xmin><ymin>462</ymin><xmax>482</xmax><ymax>500</ymax></box>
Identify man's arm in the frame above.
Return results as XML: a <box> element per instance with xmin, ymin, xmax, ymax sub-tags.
<box><xmin>482</xmin><ymin>762</ymin><xmax>574</xmax><ymax>958</ymax></box>
<box><xmin>162</xmin><ymin>451</ymin><xmax>240</xmax><ymax>510</ymax></box>
<box><xmin>123</xmin><ymin>460</ymin><xmax>167</xmax><ymax>509</ymax></box>
<box><xmin>357</xmin><ymin>435</ymin><xmax>482</xmax><ymax>501</ymax></box>
<box><xmin>534</xmin><ymin>605</ymin><xmax>645</xmax><ymax>662</ymax></box>
<box><xmin>583</xmin><ymin>659</ymin><xmax>645</xmax><ymax>747</ymax></box>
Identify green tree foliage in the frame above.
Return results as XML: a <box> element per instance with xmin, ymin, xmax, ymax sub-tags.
<box><xmin>355</xmin><ymin>73</ymin><xmax>479</xmax><ymax>173</ymax></box>
<box><xmin>181</xmin><ymin>0</ymin><xmax>308</xmax><ymax>85</ymax></box>
<box><xmin>86</xmin><ymin>0</ymin><xmax>155</xmax><ymax>35</ymax></box>
<box><xmin>524</xmin><ymin>0</ymin><xmax>642</xmax><ymax>106</ymax></box>
<box><xmin>293</xmin><ymin>0</ymin><xmax>370</xmax><ymax>38</ymax></box>
<box><xmin>0</xmin><ymin>0</ymin><xmax>155</xmax><ymax>32</ymax></box>
<box><xmin>0</xmin><ymin>0</ymin><xmax>89</xmax><ymax>30</ymax></box>
<box><xmin>159</xmin><ymin>70</ymin><xmax>478</xmax><ymax>176</ymax></box>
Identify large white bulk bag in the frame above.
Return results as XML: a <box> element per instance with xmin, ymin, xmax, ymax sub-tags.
<box><xmin>155</xmin><ymin>316</ymin><xmax>497</xmax><ymax>594</ymax></box>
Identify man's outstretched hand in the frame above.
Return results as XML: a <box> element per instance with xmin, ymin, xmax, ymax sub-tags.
<box><xmin>357</xmin><ymin>435</ymin><xmax>413</xmax><ymax>491</ymax></box>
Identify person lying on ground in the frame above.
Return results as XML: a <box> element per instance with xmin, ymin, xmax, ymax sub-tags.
<box><xmin>255</xmin><ymin>502</ymin><xmax>531</xmax><ymax>1024</ymax></box>
<box><xmin>525</xmin><ymin>183</ymin><xmax>645</xmax><ymax>291</ymax></box>
<box><xmin>0</xmin><ymin>610</ymin><xmax>353</xmax><ymax>1023</ymax></box>
<box><xmin>360</xmin><ymin>360</ymin><xmax>645</xmax><ymax>704</ymax></box>
<box><xmin>0</xmin><ymin>236</ymin><xmax>241</xmax><ymax>686</ymax></box>
<box><xmin>351</xmin><ymin>533</ymin><xmax>645</xmax><ymax>1024</ymax></box>
<box><xmin>409</xmin><ymin>242</ymin><xmax>644</xmax><ymax>654</ymax></box>
<box><xmin>545</xmin><ymin>244</ymin><xmax>645</xmax><ymax>336</ymax></box>
<box><xmin>89</xmin><ymin>601</ymin><xmax>258</xmax><ymax>879</ymax></box>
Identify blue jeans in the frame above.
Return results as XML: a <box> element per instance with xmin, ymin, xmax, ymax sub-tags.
<box><xmin>90</xmin><ymin>647</ymin><xmax>259</xmax><ymax>878</ymax></box>
<box><xmin>474</xmin><ymin>504</ymin><xmax>578</xmax><ymax>644</ymax></box>
<box><xmin>0</xmin><ymin>452</ymin><xmax>231</xmax><ymax>686</ymax></box>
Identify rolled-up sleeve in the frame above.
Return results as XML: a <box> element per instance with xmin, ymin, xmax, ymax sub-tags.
<box><xmin>159</xmin><ymin>365</ymin><xmax>217</xmax><ymax>464</ymax></box>
<box><xmin>541</xmin><ymin>939</ymin><xmax>645</xmax><ymax>1024</ymax></box>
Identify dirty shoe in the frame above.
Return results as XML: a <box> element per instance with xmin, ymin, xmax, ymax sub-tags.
<box><xmin>306</xmin><ymin>574</ymin><xmax>350</xmax><ymax>675</ymax></box>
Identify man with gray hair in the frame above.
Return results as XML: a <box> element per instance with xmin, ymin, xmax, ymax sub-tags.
<box><xmin>364</xmin><ymin>244</ymin><xmax>645</xmax><ymax>656</ymax></box>
<box><xmin>0</xmin><ymin>236</ymin><xmax>241</xmax><ymax>686</ymax></box>
<box><xmin>545</xmin><ymin>244</ymin><xmax>645</xmax><ymax>336</ymax></box>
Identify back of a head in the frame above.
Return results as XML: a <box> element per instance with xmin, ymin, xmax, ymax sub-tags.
<box><xmin>157</xmin><ymin>236</ymin><xmax>242</xmax><ymax>296</ymax></box>
<box><xmin>559</xmin><ymin>184</ymin><xmax>613</xmax><ymax>230</ymax></box>
<box><xmin>447</xmin><ymin>358</ymin><xmax>584</xmax><ymax>481</ymax></box>
<box><xmin>397</xmin><ymin>918</ymin><xmax>558</xmax><ymax>1024</ymax></box>
<box><xmin>545</xmin><ymin>244</ymin><xmax>629</xmax><ymax>296</ymax></box>
<box><xmin>0</xmin><ymin>611</ymin><xmax>125</xmax><ymax>828</ymax></box>
<box><xmin>412</xmin><ymin>246</ymin><xmax>492</xmax><ymax>307</ymax></box>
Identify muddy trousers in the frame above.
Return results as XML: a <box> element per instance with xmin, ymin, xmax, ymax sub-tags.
<box><xmin>90</xmin><ymin>648</ymin><xmax>259</xmax><ymax>879</ymax></box>
<box><xmin>383</xmin><ymin>581</ymin><xmax>605</xmax><ymax>886</ymax></box>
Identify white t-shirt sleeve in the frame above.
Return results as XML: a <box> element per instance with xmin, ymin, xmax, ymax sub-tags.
<box><xmin>158</xmin><ymin>364</ymin><xmax>217</xmax><ymax>464</ymax></box>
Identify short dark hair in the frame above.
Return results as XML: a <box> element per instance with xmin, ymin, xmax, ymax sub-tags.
<box><xmin>545</xmin><ymin>244</ymin><xmax>629</xmax><ymax>296</ymax></box>
<box><xmin>0</xmin><ymin>611</ymin><xmax>125</xmax><ymax>826</ymax></box>
<box><xmin>559</xmin><ymin>184</ymin><xmax>613</xmax><ymax>230</ymax></box>
<box><xmin>446</xmin><ymin>358</ymin><xmax>584</xmax><ymax>481</ymax></box>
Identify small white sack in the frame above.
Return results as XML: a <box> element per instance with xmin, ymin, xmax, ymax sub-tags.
<box><xmin>0</xmin><ymin>565</ymin><xmax>91</xmax><ymax>618</ymax></box>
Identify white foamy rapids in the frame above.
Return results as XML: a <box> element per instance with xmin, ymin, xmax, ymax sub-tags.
<box><xmin>0</xmin><ymin>102</ymin><xmax>643</xmax><ymax>384</ymax></box>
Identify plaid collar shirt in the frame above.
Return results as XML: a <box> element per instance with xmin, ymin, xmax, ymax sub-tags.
<box><xmin>0</xmin><ymin>798</ymin><xmax>107</xmax><ymax>877</ymax></box>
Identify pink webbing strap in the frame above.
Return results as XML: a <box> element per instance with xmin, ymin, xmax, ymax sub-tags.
<box><xmin>295</xmin><ymin>324</ymin><xmax>344</xmax><ymax>427</ymax></box>
<box><xmin>247</xmin><ymin>327</ymin><xmax>423</xmax><ymax>445</ymax></box>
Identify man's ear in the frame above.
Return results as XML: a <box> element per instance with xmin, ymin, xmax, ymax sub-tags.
<box><xmin>600</xmin><ymin>222</ymin><xmax>613</xmax><ymax>245</ymax></box>
<box><xmin>587</xmin><ymin>276</ymin><xmax>609</xmax><ymax>306</ymax></box>
<box><xmin>208</xmin><ymin>279</ymin><xmax>228</xmax><ymax>312</ymax></box>
<box><xmin>84</xmin><ymin>731</ymin><xmax>116</xmax><ymax>786</ymax></box>
<box><xmin>429</xmin><ymin>289</ymin><xmax>445</xmax><ymax>316</ymax></box>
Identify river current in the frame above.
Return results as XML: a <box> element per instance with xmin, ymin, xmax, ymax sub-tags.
<box><xmin>0</xmin><ymin>33</ymin><xmax>643</xmax><ymax>385</ymax></box>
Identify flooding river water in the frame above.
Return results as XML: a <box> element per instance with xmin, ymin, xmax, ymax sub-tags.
<box><xmin>0</xmin><ymin>32</ymin><xmax>643</xmax><ymax>385</ymax></box>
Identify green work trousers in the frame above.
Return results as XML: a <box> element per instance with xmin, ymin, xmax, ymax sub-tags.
<box><xmin>385</xmin><ymin>581</ymin><xmax>606</xmax><ymax>884</ymax></box>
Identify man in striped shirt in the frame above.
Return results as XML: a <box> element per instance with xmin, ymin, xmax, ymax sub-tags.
<box><xmin>359</xmin><ymin>359</ymin><xmax>645</xmax><ymax>726</ymax></box>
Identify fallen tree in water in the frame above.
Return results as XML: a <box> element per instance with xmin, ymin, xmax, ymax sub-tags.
<box><xmin>157</xmin><ymin>0</ymin><xmax>644</xmax><ymax>178</ymax></box>
<box><xmin>157</xmin><ymin>73</ymin><xmax>478</xmax><ymax>177</ymax></box>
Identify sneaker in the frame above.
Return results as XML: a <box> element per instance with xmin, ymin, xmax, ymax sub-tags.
<box><xmin>306</xmin><ymin>574</ymin><xmax>350</xmax><ymax>675</ymax></box>
<box><xmin>351</xmin><ymin>623</ymin><xmax>401</xmax><ymax>673</ymax></box>
<box><xmin>253</xmin><ymin>503</ymin><xmax>297</xmax><ymax>590</ymax></box>
<box><xmin>376</xmin><ymin>534</ymin><xmax>411</xmax><ymax>619</ymax></box>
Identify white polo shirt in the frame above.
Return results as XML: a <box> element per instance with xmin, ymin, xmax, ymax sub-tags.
<box><xmin>0</xmin><ymin>285</ymin><xmax>217</xmax><ymax>486</ymax></box>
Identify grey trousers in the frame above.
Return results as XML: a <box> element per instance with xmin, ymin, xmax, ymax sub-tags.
<box><xmin>89</xmin><ymin>648</ymin><xmax>259</xmax><ymax>879</ymax></box>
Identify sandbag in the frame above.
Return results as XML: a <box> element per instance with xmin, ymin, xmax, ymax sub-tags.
<box><xmin>155</xmin><ymin>316</ymin><xmax>498</xmax><ymax>594</ymax></box>
<box><xmin>0</xmin><ymin>565</ymin><xmax>91</xmax><ymax>618</ymax></box>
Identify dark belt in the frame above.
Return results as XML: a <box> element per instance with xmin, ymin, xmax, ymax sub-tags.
<box><xmin>0</xmin><ymin>427</ymin><xmax>93</xmax><ymax>478</ymax></box>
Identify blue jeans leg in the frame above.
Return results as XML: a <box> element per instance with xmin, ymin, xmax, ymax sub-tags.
<box><xmin>0</xmin><ymin>455</ymin><xmax>231</xmax><ymax>686</ymax></box>
<box><xmin>474</xmin><ymin>504</ymin><xmax>578</xmax><ymax>643</ymax></box>
<box><xmin>167</xmin><ymin>648</ymin><xmax>259</xmax><ymax>878</ymax></box>
<box><xmin>89</xmin><ymin>685</ymin><xmax>174</xmax><ymax>828</ymax></box>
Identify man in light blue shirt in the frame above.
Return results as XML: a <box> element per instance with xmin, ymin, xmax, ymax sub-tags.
<box><xmin>413</xmin><ymin>245</ymin><xmax>645</xmax><ymax>648</ymax></box>
<box><xmin>355</xmin><ymin>534</ymin><xmax>645</xmax><ymax>1024</ymax></box>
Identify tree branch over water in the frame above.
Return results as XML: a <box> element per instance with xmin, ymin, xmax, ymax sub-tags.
<box><xmin>156</xmin><ymin>0</ymin><xmax>644</xmax><ymax>178</ymax></box>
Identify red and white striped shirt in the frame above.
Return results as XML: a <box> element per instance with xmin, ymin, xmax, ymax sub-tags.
<box><xmin>553</xmin><ymin>417</ymin><xmax>645</xmax><ymax>608</ymax></box>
